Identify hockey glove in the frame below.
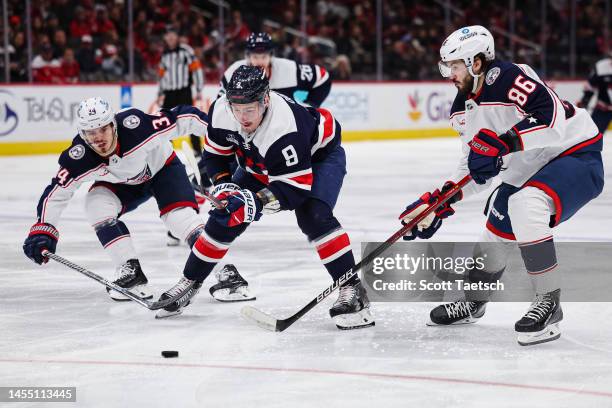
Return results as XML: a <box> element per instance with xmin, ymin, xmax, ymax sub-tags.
<box><xmin>211</xmin><ymin>182</ymin><xmax>241</xmax><ymax>201</ymax></box>
<box><xmin>468</xmin><ymin>128</ymin><xmax>521</xmax><ymax>184</ymax></box>
<box><xmin>399</xmin><ymin>181</ymin><xmax>462</xmax><ymax>241</ymax></box>
<box><xmin>23</xmin><ymin>222</ymin><xmax>59</xmax><ymax>265</ymax></box>
<box><xmin>210</xmin><ymin>189</ymin><xmax>262</xmax><ymax>227</ymax></box>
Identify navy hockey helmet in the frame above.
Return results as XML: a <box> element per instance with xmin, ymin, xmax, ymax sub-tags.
<box><xmin>245</xmin><ymin>32</ymin><xmax>274</xmax><ymax>54</ymax></box>
<box><xmin>226</xmin><ymin>65</ymin><xmax>270</xmax><ymax>105</ymax></box>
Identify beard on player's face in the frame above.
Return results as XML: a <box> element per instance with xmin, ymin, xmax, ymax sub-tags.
<box><xmin>456</xmin><ymin>74</ymin><xmax>474</xmax><ymax>95</ymax></box>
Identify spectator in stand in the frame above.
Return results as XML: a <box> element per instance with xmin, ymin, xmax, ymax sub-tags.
<box><xmin>60</xmin><ymin>48</ymin><xmax>80</xmax><ymax>83</ymax></box>
<box><xmin>10</xmin><ymin>31</ymin><xmax>28</xmax><ymax>82</ymax></box>
<box><xmin>101</xmin><ymin>44</ymin><xmax>124</xmax><ymax>81</ymax></box>
<box><xmin>32</xmin><ymin>44</ymin><xmax>62</xmax><ymax>83</ymax></box>
<box><xmin>52</xmin><ymin>29</ymin><xmax>68</xmax><ymax>60</ymax></box>
<box><xmin>70</xmin><ymin>6</ymin><xmax>92</xmax><ymax>40</ymax></box>
<box><xmin>76</xmin><ymin>35</ymin><xmax>100</xmax><ymax>82</ymax></box>
<box><xmin>331</xmin><ymin>55</ymin><xmax>351</xmax><ymax>80</ymax></box>
<box><xmin>93</xmin><ymin>5</ymin><xmax>116</xmax><ymax>39</ymax></box>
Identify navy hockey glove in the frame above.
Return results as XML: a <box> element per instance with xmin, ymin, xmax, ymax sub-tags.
<box><xmin>399</xmin><ymin>182</ymin><xmax>462</xmax><ymax>241</ymax></box>
<box><xmin>23</xmin><ymin>223</ymin><xmax>59</xmax><ymax>265</ymax></box>
<box><xmin>210</xmin><ymin>189</ymin><xmax>262</xmax><ymax>227</ymax></box>
<box><xmin>468</xmin><ymin>128</ymin><xmax>522</xmax><ymax>184</ymax></box>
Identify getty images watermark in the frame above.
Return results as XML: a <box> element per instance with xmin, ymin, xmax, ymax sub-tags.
<box><xmin>360</xmin><ymin>242</ymin><xmax>612</xmax><ymax>302</ymax></box>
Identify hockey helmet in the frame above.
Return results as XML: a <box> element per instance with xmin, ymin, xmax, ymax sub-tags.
<box><xmin>245</xmin><ymin>32</ymin><xmax>274</xmax><ymax>54</ymax></box>
<box><xmin>76</xmin><ymin>97</ymin><xmax>117</xmax><ymax>138</ymax></box>
<box><xmin>439</xmin><ymin>25</ymin><xmax>495</xmax><ymax>79</ymax></box>
<box><xmin>226</xmin><ymin>65</ymin><xmax>270</xmax><ymax>105</ymax></box>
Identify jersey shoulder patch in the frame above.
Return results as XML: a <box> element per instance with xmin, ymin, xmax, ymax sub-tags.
<box><xmin>58</xmin><ymin>136</ymin><xmax>104</xmax><ymax>178</ymax></box>
<box><xmin>115</xmin><ymin>108</ymin><xmax>146</xmax><ymax>131</ymax></box>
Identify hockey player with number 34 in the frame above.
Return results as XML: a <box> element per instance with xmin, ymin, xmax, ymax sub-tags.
<box><xmin>156</xmin><ymin>65</ymin><xmax>374</xmax><ymax>329</ymax></box>
<box><xmin>399</xmin><ymin>26</ymin><xmax>604</xmax><ymax>345</ymax></box>
<box><xmin>22</xmin><ymin>97</ymin><xmax>210</xmax><ymax>307</ymax></box>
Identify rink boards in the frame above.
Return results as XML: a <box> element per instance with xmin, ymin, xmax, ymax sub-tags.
<box><xmin>0</xmin><ymin>80</ymin><xmax>591</xmax><ymax>155</ymax></box>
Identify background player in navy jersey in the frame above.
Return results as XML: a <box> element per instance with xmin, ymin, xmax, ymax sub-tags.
<box><xmin>577</xmin><ymin>52</ymin><xmax>612</xmax><ymax>134</ymax></box>
<box><xmin>155</xmin><ymin>65</ymin><xmax>374</xmax><ymax>329</ymax></box>
<box><xmin>22</xmin><ymin>97</ymin><xmax>212</xmax><ymax>305</ymax></box>
<box><xmin>398</xmin><ymin>26</ymin><xmax>604</xmax><ymax>345</ymax></box>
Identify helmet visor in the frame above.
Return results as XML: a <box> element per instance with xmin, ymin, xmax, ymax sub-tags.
<box><xmin>438</xmin><ymin>61</ymin><xmax>451</xmax><ymax>78</ymax></box>
<box><xmin>438</xmin><ymin>60</ymin><xmax>467</xmax><ymax>78</ymax></box>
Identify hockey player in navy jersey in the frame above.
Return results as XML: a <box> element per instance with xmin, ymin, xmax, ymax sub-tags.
<box><xmin>219</xmin><ymin>32</ymin><xmax>332</xmax><ymax>108</ymax></box>
<box><xmin>22</xmin><ymin>97</ymin><xmax>211</xmax><ymax>303</ymax></box>
<box><xmin>155</xmin><ymin>65</ymin><xmax>374</xmax><ymax>329</ymax></box>
<box><xmin>577</xmin><ymin>52</ymin><xmax>612</xmax><ymax>134</ymax></box>
<box><xmin>399</xmin><ymin>26</ymin><xmax>604</xmax><ymax>345</ymax></box>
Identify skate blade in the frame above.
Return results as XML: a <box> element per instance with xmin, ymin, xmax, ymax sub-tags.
<box><xmin>108</xmin><ymin>284</ymin><xmax>153</xmax><ymax>301</ymax></box>
<box><xmin>426</xmin><ymin>315</ymin><xmax>481</xmax><ymax>326</ymax></box>
<box><xmin>211</xmin><ymin>286</ymin><xmax>256</xmax><ymax>302</ymax></box>
<box><xmin>517</xmin><ymin>323</ymin><xmax>561</xmax><ymax>346</ymax></box>
<box><xmin>155</xmin><ymin>308</ymin><xmax>184</xmax><ymax>319</ymax></box>
<box><xmin>333</xmin><ymin>308</ymin><xmax>375</xmax><ymax>330</ymax></box>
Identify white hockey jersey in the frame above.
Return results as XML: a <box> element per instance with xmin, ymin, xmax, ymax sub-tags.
<box><xmin>35</xmin><ymin>106</ymin><xmax>209</xmax><ymax>226</ymax></box>
<box><xmin>449</xmin><ymin>60</ymin><xmax>601</xmax><ymax>198</ymax></box>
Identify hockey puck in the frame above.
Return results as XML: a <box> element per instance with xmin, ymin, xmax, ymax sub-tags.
<box><xmin>161</xmin><ymin>350</ymin><xmax>179</xmax><ymax>358</ymax></box>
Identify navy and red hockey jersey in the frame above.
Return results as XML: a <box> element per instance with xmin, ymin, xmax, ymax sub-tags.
<box><xmin>203</xmin><ymin>91</ymin><xmax>340</xmax><ymax>210</ymax></box>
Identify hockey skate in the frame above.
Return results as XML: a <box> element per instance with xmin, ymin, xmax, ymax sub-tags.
<box><xmin>107</xmin><ymin>259</ymin><xmax>153</xmax><ymax>301</ymax></box>
<box><xmin>427</xmin><ymin>300</ymin><xmax>487</xmax><ymax>326</ymax></box>
<box><xmin>155</xmin><ymin>277</ymin><xmax>202</xmax><ymax>318</ymax></box>
<box><xmin>209</xmin><ymin>264</ymin><xmax>255</xmax><ymax>302</ymax></box>
<box><xmin>329</xmin><ymin>280</ymin><xmax>375</xmax><ymax>330</ymax></box>
<box><xmin>166</xmin><ymin>231</ymin><xmax>181</xmax><ymax>247</ymax></box>
<box><xmin>515</xmin><ymin>289</ymin><xmax>563</xmax><ymax>346</ymax></box>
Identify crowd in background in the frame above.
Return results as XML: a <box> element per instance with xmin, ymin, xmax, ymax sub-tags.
<box><xmin>1</xmin><ymin>0</ymin><xmax>609</xmax><ymax>84</ymax></box>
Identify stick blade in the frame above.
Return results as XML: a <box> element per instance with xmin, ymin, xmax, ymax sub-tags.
<box><xmin>241</xmin><ymin>305</ymin><xmax>280</xmax><ymax>332</ymax></box>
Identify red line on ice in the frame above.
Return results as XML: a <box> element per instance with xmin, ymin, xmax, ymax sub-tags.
<box><xmin>1</xmin><ymin>358</ymin><xmax>611</xmax><ymax>398</ymax></box>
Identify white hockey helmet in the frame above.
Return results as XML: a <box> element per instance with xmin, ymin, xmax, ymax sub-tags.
<box><xmin>439</xmin><ymin>25</ymin><xmax>495</xmax><ymax>82</ymax></box>
<box><xmin>76</xmin><ymin>97</ymin><xmax>117</xmax><ymax>139</ymax></box>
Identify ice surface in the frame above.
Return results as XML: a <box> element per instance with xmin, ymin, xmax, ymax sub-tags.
<box><xmin>1</xmin><ymin>137</ymin><xmax>611</xmax><ymax>407</ymax></box>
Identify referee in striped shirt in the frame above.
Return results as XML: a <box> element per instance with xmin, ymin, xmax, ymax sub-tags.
<box><xmin>157</xmin><ymin>26</ymin><xmax>205</xmax><ymax>154</ymax></box>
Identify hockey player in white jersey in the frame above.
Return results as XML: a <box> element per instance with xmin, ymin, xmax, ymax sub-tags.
<box><xmin>23</xmin><ymin>97</ymin><xmax>209</xmax><ymax>304</ymax></box>
<box><xmin>155</xmin><ymin>65</ymin><xmax>374</xmax><ymax>329</ymax></box>
<box><xmin>399</xmin><ymin>26</ymin><xmax>604</xmax><ymax>345</ymax></box>
<box><xmin>219</xmin><ymin>32</ymin><xmax>332</xmax><ymax>108</ymax></box>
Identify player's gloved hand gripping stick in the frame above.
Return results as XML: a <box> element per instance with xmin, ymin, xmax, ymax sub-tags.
<box><xmin>181</xmin><ymin>142</ymin><xmax>262</xmax><ymax>227</ymax></box>
<box><xmin>241</xmin><ymin>174</ymin><xmax>473</xmax><ymax>332</ymax></box>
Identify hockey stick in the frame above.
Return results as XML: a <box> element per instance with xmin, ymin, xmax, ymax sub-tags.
<box><xmin>241</xmin><ymin>174</ymin><xmax>473</xmax><ymax>332</ymax></box>
<box><xmin>42</xmin><ymin>250</ymin><xmax>182</xmax><ymax>310</ymax></box>
<box><xmin>180</xmin><ymin>141</ymin><xmax>226</xmax><ymax>209</ymax></box>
